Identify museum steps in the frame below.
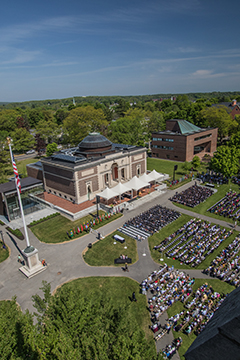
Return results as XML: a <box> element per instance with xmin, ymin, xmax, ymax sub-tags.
<box><xmin>118</xmin><ymin>225</ymin><xmax>150</xmax><ymax>240</ymax></box>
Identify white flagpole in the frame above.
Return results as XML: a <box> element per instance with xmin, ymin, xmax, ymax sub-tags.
<box><xmin>7</xmin><ymin>138</ymin><xmax>31</xmax><ymax>249</ymax></box>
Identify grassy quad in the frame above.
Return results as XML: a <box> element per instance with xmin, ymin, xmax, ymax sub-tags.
<box><xmin>83</xmin><ymin>230</ymin><xmax>138</xmax><ymax>266</ymax></box>
<box><xmin>30</xmin><ymin>212</ymin><xmax>122</xmax><ymax>243</ymax></box>
<box><xmin>148</xmin><ymin>214</ymin><xmax>239</xmax><ymax>271</ymax></box>
<box><xmin>172</xmin><ymin>182</ymin><xmax>239</xmax><ymax>225</ymax></box>
<box><xmin>147</xmin><ymin>157</ymin><xmax>208</xmax><ymax>181</ymax></box>
<box><xmin>167</xmin><ymin>278</ymin><xmax>235</xmax><ymax>360</ymax></box>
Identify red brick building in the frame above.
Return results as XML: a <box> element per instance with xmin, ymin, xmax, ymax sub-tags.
<box><xmin>152</xmin><ymin>119</ymin><xmax>218</xmax><ymax>162</ymax></box>
<box><xmin>212</xmin><ymin>100</ymin><xmax>240</xmax><ymax>119</ymax></box>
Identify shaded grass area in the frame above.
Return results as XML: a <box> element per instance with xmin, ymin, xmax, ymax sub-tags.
<box><xmin>57</xmin><ymin>277</ymin><xmax>154</xmax><ymax>343</ymax></box>
<box><xmin>30</xmin><ymin>212</ymin><xmax>122</xmax><ymax>243</ymax></box>
<box><xmin>83</xmin><ymin>230</ymin><xmax>138</xmax><ymax>266</ymax></box>
<box><xmin>148</xmin><ymin>214</ymin><xmax>239</xmax><ymax>270</ymax></box>
<box><xmin>167</xmin><ymin>278</ymin><xmax>235</xmax><ymax>359</ymax></box>
<box><xmin>173</xmin><ymin>182</ymin><xmax>239</xmax><ymax>225</ymax></box>
<box><xmin>0</xmin><ymin>242</ymin><xmax>9</xmax><ymax>263</ymax></box>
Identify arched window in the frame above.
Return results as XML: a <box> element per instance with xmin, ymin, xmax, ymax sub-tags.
<box><xmin>112</xmin><ymin>163</ymin><xmax>118</xmax><ymax>180</ymax></box>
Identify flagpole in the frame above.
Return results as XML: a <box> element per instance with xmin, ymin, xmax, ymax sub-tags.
<box><xmin>7</xmin><ymin>138</ymin><xmax>31</xmax><ymax>249</ymax></box>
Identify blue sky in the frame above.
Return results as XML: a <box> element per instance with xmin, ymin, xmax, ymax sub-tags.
<box><xmin>1</xmin><ymin>0</ymin><xmax>240</xmax><ymax>102</ymax></box>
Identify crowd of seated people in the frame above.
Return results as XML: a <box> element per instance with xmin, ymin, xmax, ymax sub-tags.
<box><xmin>169</xmin><ymin>185</ymin><xmax>214</xmax><ymax>208</ymax></box>
<box><xmin>154</xmin><ymin>219</ymin><xmax>232</xmax><ymax>267</ymax></box>
<box><xmin>141</xmin><ymin>265</ymin><xmax>195</xmax><ymax>335</ymax></box>
<box><xmin>162</xmin><ymin>337</ymin><xmax>182</xmax><ymax>359</ymax></box>
<box><xmin>208</xmin><ymin>191</ymin><xmax>240</xmax><ymax>220</ymax></box>
<box><xmin>232</xmin><ymin>175</ymin><xmax>240</xmax><ymax>186</ymax></box>
<box><xmin>125</xmin><ymin>205</ymin><xmax>180</xmax><ymax>235</ymax></box>
<box><xmin>141</xmin><ymin>266</ymin><xmax>227</xmax><ymax>355</ymax></box>
<box><xmin>203</xmin><ymin>234</ymin><xmax>240</xmax><ymax>287</ymax></box>
<box><xmin>172</xmin><ymin>284</ymin><xmax>225</xmax><ymax>337</ymax></box>
<box><xmin>197</xmin><ymin>171</ymin><xmax>228</xmax><ymax>185</ymax></box>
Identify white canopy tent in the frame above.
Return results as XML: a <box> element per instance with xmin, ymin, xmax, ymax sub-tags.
<box><xmin>148</xmin><ymin>169</ymin><xmax>164</xmax><ymax>181</ymax></box>
<box><xmin>111</xmin><ymin>182</ymin><xmax>132</xmax><ymax>201</ymax></box>
<box><xmin>96</xmin><ymin>187</ymin><xmax>119</xmax><ymax>202</ymax></box>
<box><xmin>139</xmin><ymin>172</ymin><xmax>152</xmax><ymax>183</ymax></box>
<box><xmin>112</xmin><ymin>182</ymin><xmax>132</xmax><ymax>194</ymax></box>
<box><xmin>126</xmin><ymin>175</ymin><xmax>149</xmax><ymax>191</ymax></box>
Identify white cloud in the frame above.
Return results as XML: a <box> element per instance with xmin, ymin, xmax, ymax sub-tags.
<box><xmin>192</xmin><ymin>69</ymin><xmax>213</xmax><ymax>77</ymax></box>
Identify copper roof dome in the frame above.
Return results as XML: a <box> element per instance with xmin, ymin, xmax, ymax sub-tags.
<box><xmin>78</xmin><ymin>132</ymin><xmax>112</xmax><ymax>150</ymax></box>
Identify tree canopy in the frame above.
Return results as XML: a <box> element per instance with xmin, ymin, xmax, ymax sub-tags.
<box><xmin>0</xmin><ymin>280</ymin><xmax>163</xmax><ymax>359</ymax></box>
<box><xmin>210</xmin><ymin>145</ymin><xmax>240</xmax><ymax>178</ymax></box>
<box><xmin>63</xmin><ymin>106</ymin><xmax>108</xmax><ymax>146</ymax></box>
<box><xmin>196</xmin><ymin>106</ymin><xmax>234</xmax><ymax>142</ymax></box>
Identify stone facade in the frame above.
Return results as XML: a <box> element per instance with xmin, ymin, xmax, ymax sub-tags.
<box><xmin>38</xmin><ymin>137</ymin><xmax>147</xmax><ymax>204</ymax></box>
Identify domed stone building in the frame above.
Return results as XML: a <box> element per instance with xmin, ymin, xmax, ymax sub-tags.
<box><xmin>29</xmin><ymin>133</ymin><xmax>147</xmax><ymax>205</ymax></box>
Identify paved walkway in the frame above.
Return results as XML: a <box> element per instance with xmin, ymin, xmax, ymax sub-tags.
<box><xmin>0</xmin><ymin>180</ymin><xmax>237</xmax><ymax>359</ymax></box>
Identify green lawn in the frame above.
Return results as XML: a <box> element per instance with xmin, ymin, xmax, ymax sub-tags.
<box><xmin>147</xmin><ymin>157</ymin><xmax>208</xmax><ymax>181</ymax></box>
<box><xmin>173</xmin><ymin>182</ymin><xmax>239</xmax><ymax>225</ymax></box>
<box><xmin>56</xmin><ymin>277</ymin><xmax>154</xmax><ymax>343</ymax></box>
<box><xmin>0</xmin><ymin>242</ymin><xmax>9</xmax><ymax>263</ymax></box>
<box><xmin>17</xmin><ymin>157</ymin><xmax>39</xmax><ymax>178</ymax></box>
<box><xmin>30</xmin><ymin>212</ymin><xmax>122</xmax><ymax>243</ymax></box>
<box><xmin>83</xmin><ymin>230</ymin><xmax>138</xmax><ymax>266</ymax></box>
<box><xmin>167</xmin><ymin>278</ymin><xmax>235</xmax><ymax>359</ymax></box>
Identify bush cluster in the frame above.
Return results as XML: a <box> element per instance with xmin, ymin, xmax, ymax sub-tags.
<box><xmin>28</xmin><ymin>212</ymin><xmax>60</xmax><ymax>227</ymax></box>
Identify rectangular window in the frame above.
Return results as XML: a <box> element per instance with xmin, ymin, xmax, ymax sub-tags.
<box><xmin>194</xmin><ymin>134</ymin><xmax>212</xmax><ymax>141</ymax></box>
<box><xmin>152</xmin><ymin>137</ymin><xmax>174</xmax><ymax>142</ymax></box>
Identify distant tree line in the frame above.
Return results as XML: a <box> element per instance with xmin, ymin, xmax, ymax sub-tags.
<box><xmin>1</xmin><ymin>92</ymin><xmax>240</xmax><ymax>183</ymax></box>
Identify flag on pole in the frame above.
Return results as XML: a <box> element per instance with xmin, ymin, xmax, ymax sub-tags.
<box><xmin>12</xmin><ymin>154</ymin><xmax>21</xmax><ymax>193</ymax></box>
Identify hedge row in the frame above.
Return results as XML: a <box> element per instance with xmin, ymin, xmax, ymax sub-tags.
<box><xmin>28</xmin><ymin>212</ymin><xmax>60</xmax><ymax>227</ymax></box>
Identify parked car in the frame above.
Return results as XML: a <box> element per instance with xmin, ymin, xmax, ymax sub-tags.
<box><xmin>26</xmin><ymin>149</ymin><xmax>35</xmax><ymax>154</ymax></box>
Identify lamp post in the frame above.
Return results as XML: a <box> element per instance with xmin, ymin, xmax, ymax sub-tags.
<box><xmin>173</xmin><ymin>164</ymin><xmax>178</xmax><ymax>182</ymax></box>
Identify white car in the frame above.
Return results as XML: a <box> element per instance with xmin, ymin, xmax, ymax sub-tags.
<box><xmin>26</xmin><ymin>149</ymin><xmax>35</xmax><ymax>154</ymax></box>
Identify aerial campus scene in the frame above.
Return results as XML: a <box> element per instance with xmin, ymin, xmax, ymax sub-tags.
<box><xmin>1</xmin><ymin>1</ymin><xmax>240</xmax><ymax>359</ymax></box>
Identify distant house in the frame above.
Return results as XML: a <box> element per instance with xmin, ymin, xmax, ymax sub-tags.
<box><xmin>151</xmin><ymin>119</ymin><xmax>218</xmax><ymax>162</ymax></box>
<box><xmin>212</xmin><ymin>99</ymin><xmax>240</xmax><ymax>119</ymax></box>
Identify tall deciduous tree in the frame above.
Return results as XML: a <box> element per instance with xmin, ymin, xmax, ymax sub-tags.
<box><xmin>0</xmin><ymin>298</ymin><xmax>39</xmax><ymax>359</ymax></box>
<box><xmin>46</xmin><ymin>142</ymin><xmax>58</xmax><ymax>157</ymax></box>
<box><xmin>0</xmin><ymin>132</ymin><xmax>10</xmax><ymax>183</ymax></box>
<box><xmin>108</xmin><ymin>109</ymin><xmax>150</xmax><ymax>146</ymax></box>
<box><xmin>11</xmin><ymin>128</ymin><xmax>35</xmax><ymax>153</ymax></box>
<box><xmin>191</xmin><ymin>155</ymin><xmax>201</xmax><ymax>170</ymax></box>
<box><xmin>35</xmin><ymin>118</ymin><xmax>60</xmax><ymax>144</ymax></box>
<box><xmin>196</xmin><ymin>106</ymin><xmax>234</xmax><ymax>142</ymax></box>
<box><xmin>148</xmin><ymin>111</ymin><xmax>165</xmax><ymax>137</ymax></box>
<box><xmin>210</xmin><ymin>146</ymin><xmax>240</xmax><ymax>179</ymax></box>
<box><xmin>37</xmin><ymin>283</ymin><xmax>157</xmax><ymax>359</ymax></box>
<box><xmin>63</xmin><ymin>106</ymin><xmax>108</xmax><ymax>146</ymax></box>
<box><xmin>0</xmin><ymin>110</ymin><xmax>19</xmax><ymax>133</ymax></box>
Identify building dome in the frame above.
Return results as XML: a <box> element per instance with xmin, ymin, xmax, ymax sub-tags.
<box><xmin>78</xmin><ymin>132</ymin><xmax>113</xmax><ymax>157</ymax></box>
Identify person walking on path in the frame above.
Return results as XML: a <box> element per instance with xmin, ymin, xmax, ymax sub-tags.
<box><xmin>125</xmin><ymin>262</ymin><xmax>129</xmax><ymax>272</ymax></box>
<box><xmin>18</xmin><ymin>254</ymin><xmax>21</xmax><ymax>263</ymax></box>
